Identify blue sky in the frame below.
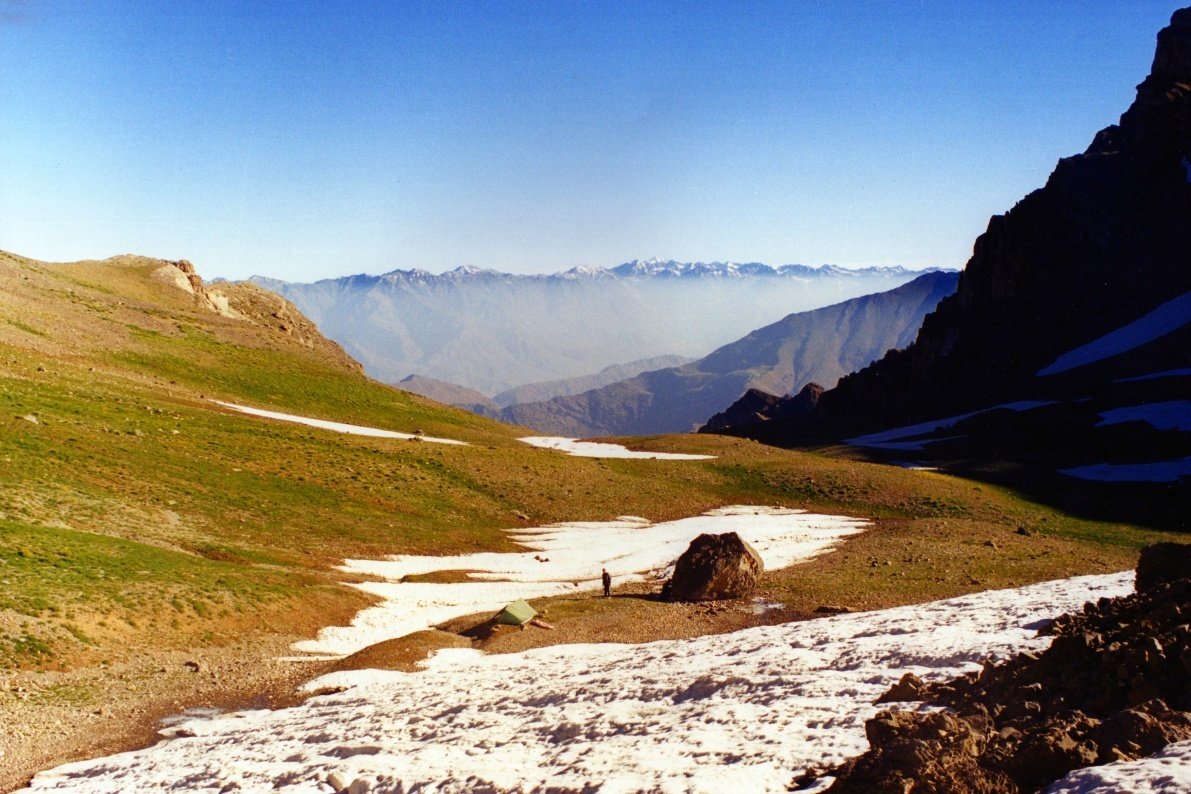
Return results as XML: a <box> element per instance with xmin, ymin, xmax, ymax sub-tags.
<box><xmin>0</xmin><ymin>1</ymin><xmax>1179</xmax><ymax>281</ymax></box>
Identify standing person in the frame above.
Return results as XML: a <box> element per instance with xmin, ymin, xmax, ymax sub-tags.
<box><xmin>601</xmin><ymin>567</ymin><xmax>611</xmax><ymax>598</ymax></box>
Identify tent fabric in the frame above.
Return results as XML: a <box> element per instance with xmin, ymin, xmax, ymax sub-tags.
<box><xmin>497</xmin><ymin>599</ymin><xmax>537</xmax><ymax>626</ymax></box>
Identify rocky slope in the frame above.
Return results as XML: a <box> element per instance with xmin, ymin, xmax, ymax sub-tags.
<box><xmin>251</xmin><ymin>260</ymin><xmax>936</xmax><ymax>396</ymax></box>
<box><xmin>703</xmin><ymin>8</ymin><xmax>1191</xmax><ymax>525</ymax></box>
<box><xmin>825</xmin><ymin>544</ymin><xmax>1191</xmax><ymax>793</ymax></box>
<box><xmin>495</xmin><ymin>271</ymin><xmax>957</xmax><ymax>436</ymax></box>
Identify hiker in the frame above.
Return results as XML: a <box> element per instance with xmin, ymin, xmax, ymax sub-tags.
<box><xmin>602</xmin><ymin>567</ymin><xmax>611</xmax><ymax>597</ymax></box>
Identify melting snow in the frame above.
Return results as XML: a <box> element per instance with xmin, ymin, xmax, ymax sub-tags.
<box><xmin>293</xmin><ymin>506</ymin><xmax>867</xmax><ymax>656</ymax></box>
<box><xmin>1037</xmin><ymin>290</ymin><xmax>1191</xmax><ymax>377</ymax></box>
<box><xmin>23</xmin><ymin>573</ymin><xmax>1136</xmax><ymax>793</ymax></box>
<box><xmin>1095</xmin><ymin>401</ymin><xmax>1191</xmax><ymax>431</ymax></box>
<box><xmin>519</xmin><ymin>435</ymin><xmax>716</xmax><ymax>459</ymax></box>
<box><xmin>846</xmin><ymin>401</ymin><xmax>1052</xmax><ymax>451</ymax></box>
<box><xmin>212</xmin><ymin>401</ymin><xmax>469</xmax><ymax>446</ymax></box>
<box><xmin>1046</xmin><ymin>738</ymin><xmax>1191</xmax><ymax>792</ymax></box>
<box><xmin>1115</xmin><ymin>367</ymin><xmax>1191</xmax><ymax>383</ymax></box>
<box><xmin>1060</xmin><ymin>456</ymin><xmax>1191</xmax><ymax>483</ymax></box>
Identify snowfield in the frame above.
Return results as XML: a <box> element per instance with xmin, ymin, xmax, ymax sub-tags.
<box><xmin>1060</xmin><ymin>456</ymin><xmax>1191</xmax><ymax>484</ymax></box>
<box><xmin>519</xmin><ymin>436</ymin><xmax>716</xmax><ymax>459</ymax></box>
<box><xmin>212</xmin><ymin>401</ymin><xmax>469</xmax><ymax>446</ymax></box>
<box><xmin>23</xmin><ymin>573</ymin><xmax>1143</xmax><ymax>794</ymax></box>
<box><xmin>1045</xmin><ymin>739</ymin><xmax>1191</xmax><ymax>793</ymax></box>
<box><xmin>293</xmin><ymin>506</ymin><xmax>867</xmax><ymax>657</ymax></box>
<box><xmin>844</xmin><ymin>401</ymin><xmax>1052</xmax><ymax>451</ymax></box>
<box><xmin>1036</xmin><ymin>288</ymin><xmax>1191</xmax><ymax>376</ymax></box>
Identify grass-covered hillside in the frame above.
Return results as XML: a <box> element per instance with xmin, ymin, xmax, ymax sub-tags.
<box><xmin>0</xmin><ymin>250</ymin><xmax>1171</xmax><ymax>676</ymax></box>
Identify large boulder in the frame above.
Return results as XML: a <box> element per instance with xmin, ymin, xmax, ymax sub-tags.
<box><xmin>665</xmin><ymin>532</ymin><xmax>763</xmax><ymax>601</ymax></box>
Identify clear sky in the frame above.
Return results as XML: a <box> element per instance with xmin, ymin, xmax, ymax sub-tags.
<box><xmin>0</xmin><ymin>1</ymin><xmax>1179</xmax><ymax>281</ymax></box>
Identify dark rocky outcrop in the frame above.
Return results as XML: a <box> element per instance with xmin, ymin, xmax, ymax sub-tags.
<box><xmin>808</xmin><ymin>6</ymin><xmax>1191</xmax><ymax>436</ymax></box>
<box><xmin>703</xmin><ymin>8</ymin><xmax>1191</xmax><ymax>528</ymax></box>
<box><xmin>1136</xmin><ymin>541</ymin><xmax>1191</xmax><ymax>591</ymax></box>
<box><xmin>701</xmin><ymin>383</ymin><xmax>823</xmax><ymax>433</ymax></box>
<box><xmin>825</xmin><ymin>543</ymin><xmax>1191</xmax><ymax>793</ymax></box>
<box><xmin>664</xmin><ymin>533</ymin><xmax>764</xmax><ymax>602</ymax></box>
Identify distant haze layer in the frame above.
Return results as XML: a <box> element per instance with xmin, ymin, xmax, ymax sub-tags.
<box><xmin>252</xmin><ymin>259</ymin><xmax>941</xmax><ymax>396</ymax></box>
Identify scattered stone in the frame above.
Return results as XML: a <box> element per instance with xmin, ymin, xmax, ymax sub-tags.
<box><xmin>876</xmin><ymin>672</ymin><xmax>926</xmax><ymax>703</ymax></box>
<box><xmin>814</xmin><ymin>605</ymin><xmax>852</xmax><ymax>615</ymax></box>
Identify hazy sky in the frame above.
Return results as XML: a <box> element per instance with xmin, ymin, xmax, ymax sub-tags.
<box><xmin>0</xmin><ymin>1</ymin><xmax>1178</xmax><ymax>281</ymax></box>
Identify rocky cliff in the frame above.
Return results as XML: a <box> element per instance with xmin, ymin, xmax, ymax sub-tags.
<box><xmin>703</xmin><ymin>9</ymin><xmax>1191</xmax><ymax>524</ymax></box>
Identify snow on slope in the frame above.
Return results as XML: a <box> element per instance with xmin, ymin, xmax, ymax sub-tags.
<box><xmin>212</xmin><ymin>401</ymin><xmax>469</xmax><ymax>446</ymax></box>
<box><xmin>1095</xmin><ymin>400</ymin><xmax>1191</xmax><ymax>431</ymax></box>
<box><xmin>293</xmin><ymin>506</ymin><xmax>864</xmax><ymax>656</ymax></box>
<box><xmin>1046</xmin><ymin>739</ymin><xmax>1191</xmax><ymax>793</ymax></box>
<box><xmin>1037</xmin><ymin>289</ymin><xmax>1191</xmax><ymax>377</ymax></box>
<box><xmin>24</xmin><ymin>573</ymin><xmax>1134</xmax><ymax>793</ymax></box>
<box><xmin>845</xmin><ymin>401</ymin><xmax>1053</xmax><ymax>451</ymax></box>
<box><xmin>519</xmin><ymin>435</ymin><xmax>715</xmax><ymax>459</ymax></box>
<box><xmin>1060</xmin><ymin>456</ymin><xmax>1191</xmax><ymax>484</ymax></box>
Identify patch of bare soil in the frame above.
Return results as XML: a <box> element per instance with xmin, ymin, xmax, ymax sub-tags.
<box><xmin>0</xmin><ymin>636</ymin><xmax>333</xmax><ymax>793</ymax></box>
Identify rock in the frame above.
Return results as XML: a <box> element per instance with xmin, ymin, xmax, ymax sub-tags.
<box><xmin>877</xmin><ymin>672</ymin><xmax>927</xmax><ymax>703</ymax></box>
<box><xmin>700</xmin><ymin>383</ymin><xmax>823</xmax><ymax>433</ymax></box>
<box><xmin>664</xmin><ymin>532</ymin><xmax>763</xmax><ymax>601</ymax></box>
<box><xmin>1091</xmin><ymin>699</ymin><xmax>1191</xmax><ymax>763</ymax></box>
<box><xmin>182</xmin><ymin>660</ymin><xmax>200</xmax><ymax>673</ymax></box>
<box><xmin>1136</xmin><ymin>542</ymin><xmax>1191</xmax><ymax>591</ymax></box>
<box><xmin>327</xmin><ymin>772</ymin><xmax>349</xmax><ymax>791</ymax></box>
<box><xmin>20</xmin><ymin>414</ymin><xmax>38</xmax><ymax>425</ymax></box>
<box><xmin>829</xmin><ymin>524</ymin><xmax>1191</xmax><ymax>792</ymax></box>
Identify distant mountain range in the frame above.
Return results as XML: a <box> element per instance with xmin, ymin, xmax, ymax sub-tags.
<box><xmin>702</xmin><ymin>8</ymin><xmax>1191</xmax><ymax>527</ymax></box>
<box><xmin>250</xmin><ymin>260</ymin><xmax>942</xmax><ymax>396</ymax></box>
<box><xmin>398</xmin><ymin>354</ymin><xmax>695</xmax><ymax>410</ymax></box>
<box><xmin>486</xmin><ymin>271</ymin><xmax>957</xmax><ymax>436</ymax></box>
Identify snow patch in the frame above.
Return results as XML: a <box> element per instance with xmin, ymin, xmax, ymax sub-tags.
<box><xmin>1060</xmin><ymin>456</ymin><xmax>1191</xmax><ymax>483</ymax></box>
<box><xmin>520</xmin><ymin>435</ymin><xmax>715</xmax><ymax>459</ymax></box>
<box><xmin>23</xmin><ymin>573</ymin><xmax>1134</xmax><ymax>793</ymax></box>
<box><xmin>293</xmin><ymin>505</ymin><xmax>867</xmax><ymax>656</ymax></box>
<box><xmin>211</xmin><ymin>401</ymin><xmax>468</xmax><ymax>446</ymax></box>
<box><xmin>1037</xmin><ymin>290</ymin><xmax>1191</xmax><ymax>376</ymax></box>
<box><xmin>1115</xmin><ymin>367</ymin><xmax>1191</xmax><ymax>383</ymax></box>
<box><xmin>1095</xmin><ymin>401</ymin><xmax>1191</xmax><ymax>431</ymax></box>
<box><xmin>846</xmin><ymin>402</ymin><xmax>1052</xmax><ymax>451</ymax></box>
<box><xmin>1046</xmin><ymin>738</ymin><xmax>1191</xmax><ymax>793</ymax></box>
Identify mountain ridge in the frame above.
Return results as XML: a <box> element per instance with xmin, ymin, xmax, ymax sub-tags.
<box><xmin>250</xmin><ymin>259</ymin><xmax>940</xmax><ymax>289</ymax></box>
<box><xmin>492</xmin><ymin>271</ymin><xmax>958</xmax><ymax>436</ymax></box>
<box><xmin>248</xmin><ymin>259</ymin><xmax>948</xmax><ymax>395</ymax></box>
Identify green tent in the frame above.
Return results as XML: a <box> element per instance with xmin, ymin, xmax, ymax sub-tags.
<box><xmin>497</xmin><ymin>599</ymin><xmax>537</xmax><ymax>626</ymax></box>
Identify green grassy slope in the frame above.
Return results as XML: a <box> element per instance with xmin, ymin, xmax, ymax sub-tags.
<box><xmin>0</xmin><ymin>250</ymin><xmax>1169</xmax><ymax>673</ymax></box>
